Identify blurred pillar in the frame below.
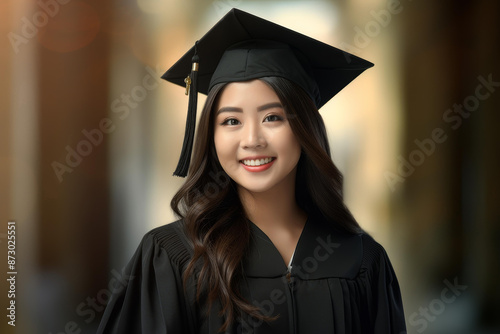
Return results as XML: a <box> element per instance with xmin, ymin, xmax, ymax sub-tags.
<box><xmin>3</xmin><ymin>0</ymin><xmax>43</xmax><ymax>333</ymax></box>
<box><xmin>35</xmin><ymin>0</ymin><xmax>112</xmax><ymax>331</ymax></box>
<box><xmin>465</xmin><ymin>1</ymin><xmax>500</xmax><ymax>326</ymax></box>
<box><xmin>401</xmin><ymin>0</ymin><xmax>500</xmax><ymax>329</ymax></box>
<box><xmin>1</xmin><ymin>1</ymin><xmax>14</xmax><ymax>333</ymax></box>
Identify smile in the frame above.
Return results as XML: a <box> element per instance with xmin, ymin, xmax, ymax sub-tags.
<box><xmin>241</xmin><ymin>157</ymin><xmax>275</xmax><ymax>166</ymax></box>
<box><xmin>239</xmin><ymin>157</ymin><xmax>276</xmax><ymax>172</ymax></box>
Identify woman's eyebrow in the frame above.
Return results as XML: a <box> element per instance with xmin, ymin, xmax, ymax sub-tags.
<box><xmin>216</xmin><ymin>102</ymin><xmax>283</xmax><ymax>115</ymax></box>
<box><xmin>216</xmin><ymin>107</ymin><xmax>243</xmax><ymax>115</ymax></box>
<box><xmin>257</xmin><ymin>102</ymin><xmax>283</xmax><ymax>111</ymax></box>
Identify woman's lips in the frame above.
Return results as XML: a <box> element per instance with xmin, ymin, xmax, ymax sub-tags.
<box><xmin>240</xmin><ymin>157</ymin><xmax>276</xmax><ymax>172</ymax></box>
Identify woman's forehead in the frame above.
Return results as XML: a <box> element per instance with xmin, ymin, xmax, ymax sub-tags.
<box><xmin>215</xmin><ymin>80</ymin><xmax>281</xmax><ymax>109</ymax></box>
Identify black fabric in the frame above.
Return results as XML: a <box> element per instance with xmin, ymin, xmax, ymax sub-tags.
<box><xmin>209</xmin><ymin>40</ymin><xmax>321</xmax><ymax>108</ymax></box>
<box><xmin>161</xmin><ymin>8</ymin><xmax>374</xmax><ymax>109</ymax></box>
<box><xmin>97</xmin><ymin>216</ymin><xmax>407</xmax><ymax>334</ymax></box>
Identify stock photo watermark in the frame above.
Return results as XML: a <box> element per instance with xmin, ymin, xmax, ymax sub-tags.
<box><xmin>8</xmin><ymin>0</ymin><xmax>74</xmax><ymax>54</ymax></box>
<box><xmin>340</xmin><ymin>0</ymin><xmax>406</xmax><ymax>63</ymax></box>
<box><xmin>408</xmin><ymin>276</ymin><xmax>468</xmax><ymax>333</ymax></box>
<box><xmin>48</xmin><ymin>268</ymin><xmax>134</xmax><ymax>334</ymax></box>
<box><xmin>237</xmin><ymin>235</ymin><xmax>340</xmax><ymax>333</ymax></box>
<box><xmin>6</xmin><ymin>221</ymin><xmax>17</xmax><ymax>327</ymax></box>
<box><xmin>51</xmin><ymin>64</ymin><xmax>163</xmax><ymax>183</ymax></box>
<box><xmin>385</xmin><ymin>73</ymin><xmax>499</xmax><ymax>191</ymax></box>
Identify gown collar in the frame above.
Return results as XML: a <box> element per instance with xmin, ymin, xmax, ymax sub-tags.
<box><xmin>243</xmin><ymin>213</ymin><xmax>363</xmax><ymax>280</ymax></box>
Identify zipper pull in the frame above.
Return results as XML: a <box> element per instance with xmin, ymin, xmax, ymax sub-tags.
<box><xmin>286</xmin><ymin>266</ymin><xmax>294</xmax><ymax>288</ymax></box>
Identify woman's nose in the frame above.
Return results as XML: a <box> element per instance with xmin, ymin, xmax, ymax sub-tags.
<box><xmin>240</xmin><ymin>122</ymin><xmax>266</xmax><ymax>149</ymax></box>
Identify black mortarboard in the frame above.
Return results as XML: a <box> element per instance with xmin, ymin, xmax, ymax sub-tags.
<box><xmin>162</xmin><ymin>8</ymin><xmax>374</xmax><ymax>177</ymax></box>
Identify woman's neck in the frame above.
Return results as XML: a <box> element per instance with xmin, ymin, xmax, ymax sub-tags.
<box><xmin>237</xmin><ymin>171</ymin><xmax>307</xmax><ymax>266</ymax></box>
<box><xmin>238</xmin><ymin>173</ymin><xmax>306</xmax><ymax>230</ymax></box>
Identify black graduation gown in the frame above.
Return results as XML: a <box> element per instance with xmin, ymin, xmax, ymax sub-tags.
<box><xmin>97</xmin><ymin>216</ymin><xmax>407</xmax><ymax>334</ymax></box>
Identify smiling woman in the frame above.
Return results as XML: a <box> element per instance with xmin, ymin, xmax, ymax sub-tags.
<box><xmin>214</xmin><ymin>80</ymin><xmax>302</xmax><ymax>195</ymax></box>
<box><xmin>97</xmin><ymin>8</ymin><xmax>406</xmax><ymax>334</ymax></box>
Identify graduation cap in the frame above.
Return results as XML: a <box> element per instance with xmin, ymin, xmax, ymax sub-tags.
<box><xmin>162</xmin><ymin>8</ymin><xmax>374</xmax><ymax>177</ymax></box>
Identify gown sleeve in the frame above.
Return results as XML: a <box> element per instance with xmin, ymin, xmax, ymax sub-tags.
<box><xmin>96</xmin><ymin>224</ymin><xmax>195</xmax><ymax>334</ymax></box>
<box><xmin>360</xmin><ymin>233</ymin><xmax>407</xmax><ymax>334</ymax></box>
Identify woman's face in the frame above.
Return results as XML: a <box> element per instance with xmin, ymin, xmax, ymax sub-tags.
<box><xmin>213</xmin><ymin>79</ymin><xmax>302</xmax><ymax>194</ymax></box>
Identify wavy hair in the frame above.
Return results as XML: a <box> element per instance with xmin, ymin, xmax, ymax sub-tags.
<box><xmin>171</xmin><ymin>77</ymin><xmax>362</xmax><ymax>331</ymax></box>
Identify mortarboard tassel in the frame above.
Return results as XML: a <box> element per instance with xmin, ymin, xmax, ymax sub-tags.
<box><xmin>173</xmin><ymin>42</ymin><xmax>200</xmax><ymax>177</ymax></box>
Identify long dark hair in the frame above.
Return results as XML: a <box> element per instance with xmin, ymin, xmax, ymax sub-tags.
<box><xmin>171</xmin><ymin>77</ymin><xmax>362</xmax><ymax>331</ymax></box>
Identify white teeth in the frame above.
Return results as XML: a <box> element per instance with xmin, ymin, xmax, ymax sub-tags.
<box><xmin>242</xmin><ymin>157</ymin><xmax>274</xmax><ymax>166</ymax></box>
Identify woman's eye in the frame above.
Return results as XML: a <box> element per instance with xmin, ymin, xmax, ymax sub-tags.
<box><xmin>221</xmin><ymin>118</ymin><xmax>240</xmax><ymax>126</ymax></box>
<box><xmin>264</xmin><ymin>115</ymin><xmax>283</xmax><ymax>122</ymax></box>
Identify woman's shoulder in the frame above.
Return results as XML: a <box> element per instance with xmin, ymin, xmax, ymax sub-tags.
<box><xmin>140</xmin><ymin>219</ymin><xmax>193</xmax><ymax>265</ymax></box>
<box><xmin>359</xmin><ymin>232</ymin><xmax>386</xmax><ymax>258</ymax></box>
<box><xmin>304</xmin><ymin>215</ymin><xmax>392</xmax><ymax>279</ymax></box>
<box><xmin>357</xmin><ymin>231</ymin><xmax>398</xmax><ymax>278</ymax></box>
<box><xmin>318</xmin><ymin>217</ymin><xmax>395</xmax><ymax>277</ymax></box>
<box><xmin>144</xmin><ymin>219</ymin><xmax>185</xmax><ymax>240</ymax></box>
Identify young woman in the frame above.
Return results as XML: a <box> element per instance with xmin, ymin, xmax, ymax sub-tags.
<box><xmin>97</xmin><ymin>9</ymin><xmax>406</xmax><ymax>334</ymax></box>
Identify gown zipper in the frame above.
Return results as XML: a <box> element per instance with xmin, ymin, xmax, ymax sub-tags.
<box><xmin>285</xmin><ymin>266</ymin><xmax>297</xmax><ymax>334</ymax></box>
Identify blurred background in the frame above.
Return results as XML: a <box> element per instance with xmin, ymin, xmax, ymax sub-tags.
<box><xmin>1</xmin><ymin>0</ymin><xmax>499</xmax><ymax>333</ymax></box>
